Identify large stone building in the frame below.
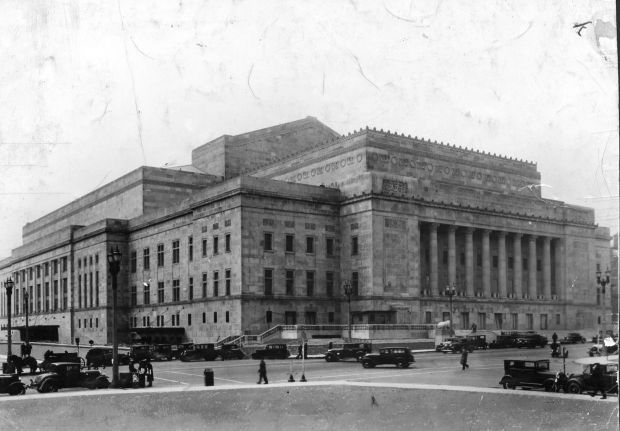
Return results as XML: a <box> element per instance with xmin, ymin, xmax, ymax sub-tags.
<box><xmin>0</xmin><ymin>117</ymin><xmax>612</xmax><ymax>344</ymax></box>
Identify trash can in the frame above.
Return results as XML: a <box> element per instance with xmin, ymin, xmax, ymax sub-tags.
<box><xmin>204</xmin><ymin>368</ymin><xmax>214</xmax><ymax>386</ymax></box>
<box><xmin>2</xmin><ymin>362</ymin><xmax>15</xmax><ymax>374</ymax></box>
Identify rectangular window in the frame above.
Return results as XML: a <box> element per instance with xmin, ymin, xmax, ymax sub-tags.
<box><xmin>53</xmin><ymin>280</ymin><xmax>58</xmax><ymax>311</ymax></box>
<box><xmin>95</xmin><ymin>271</ymin><xmax>99</xmax><ymax>307</ymax></box>
<box><xmin>328</xmin><ymin>312</ymin><xmax>334</xmax><ymax>323</ymax></box>
<box><xmin>44</xmin><ymin>262</ymin><xmax>49</xmax><ymax>276</ymax></box>
<box><xmin>44</xmin><ymin>282</ymin><xmax>49</xmax><ymax>311</ymax></box>
<box><xmin>305</xmin><ymin>311</ymin><xmax>317</xmax><ymax>324</ymax></box>
<box><xmin>202</xmin><ymin>312</ymin><xmax>206</xmax><ymax>323</ymax></box>
<box><xmin>29</xmin><ymin>268</ymin><xmax>33</xmax><ymax>280</ymax></box>
<box><xmin>36</xmin><ymin>284</ymin><xmax>41</xmax><ymax>311</ymax></box>
<box><xmin>213</xmin><ymin>311</ymin><xmax>218</xmax><ymax>323</ymax></box>
<box><xmin>143</xmin><ymin>283</ymin><xmax>150</xmax><ymax>305</ymax></box>
<box><xmin>286</xmin><ymin>270</ymin><xmax>294</xmax><ymax>295</ymax></box>
<box><xmin>188</xmin><ymin>236</ymin><xmax>193</xmax><ymax>261</ymax></box>
<box><xmin>511</xmin><ymin>313</ymin><xmax>518</xmax><ymax>330</ymax></box>
<box><xmin>540</xmin><ymin>314</ymin><xmax>547</xmax><ymax>330</ymax></box>
<box><xmin>555</xmin><ymin>313</ymin><xmax>561</xmax><ymax>325</ymax></box>
<box><xmin>494</xmin><ymin>313</ymin><xmax>503</xmax><ymax>330</ymax></box>
<box><xmin>526</xmin><ymin>313</ymin><xmax>533</xmax><ymax>330</ymax></box>
<box><xmin>202</xmin><ymin>238</ymin><xmax>208</xmax><ymax>257</ymax></box>
<box><xmin>225</xmin><ymin>233</ymin><xmax>231</xmax><ymax>253</ymax></box>
<box><xmin>326</xmin><ymin>237</ymin><xmax>334</xmax><ymax>257</ymax></box>
<box><xmin>225</xmin><ymin>269</ymin><xmax>231</xmax><ymax>296</ymax></box>
<box><xmin>188</xmin><ymin>277</ymin><xmax>194</xmax><ymax>300</ymax></box>
<box><xmin>263</xmin><ymin>233</ymin><xmax>273</xmax><ymax>252</ymax></box>
<box><xmin>213</xmin><ymin>271</ymin><xmax>219</xmax><ymax>296</ymax></box>
<box><xmin>306</xmin><ymin>236</ymin><xmax>315</xmax><ymax>254</ymax></box>
<box><xmin>202</xmin><ymin>273</ymin><xmax>207</xmax><ymax>297</ymax></box>
<box><xmin>36</xmin><ymin>265</ymin><xmax>41</xmax><ymax>278</ymax></box>
<box><xmin>351</xmin><ymin>272</ymin><xmax>359</xmax><ymax>296</ymax></box>
<box><xmin>213</xmin><ymin>236</ymin><xmax>219</xmax><ymax>255</ymax></box>
<box><xmin>131</xmin><ymin>285</ymin><xmax>137</xmax><ymax>306</ymax></box>
<box><xmin>425</xmin><ymin>311</ymin><xmax>432</xmax><ymax>324</ymax></box>
<box><xmin>443</xmin><ymin>311</ymin><xmax>450</xmax><ymax>322</ymax></box>
<box><xmin>285</xmin><ymin>311</ymin><xmax>297</xmax><ymax>325</ymax></box>
<box><xmin>264</xmin><ymin>269</ymin><xmax>273</xmax><ymax>295</ymax></box>
<box><xmin>143</xmin><ymin>248</ymin><xmax>150</xmax><ymax>270</ymax></box>
<box><xmin>266</xmin><ymin>310</ymin><xmax>272</xmax><ymax>324</ymax></box>
<box><xmin>351</xmin><ymin>236</ymin><xmax>359</xmax><ymax>256</ymax></box>
<box><xmin>172</xmin><ymin>279</ymin><xmax>180</xmax><ymax>302</ymax></box>
<box><xmin>158</xmin><ymin>282</ymin><xmax>165</xmax><ymax>303</ymax></box>
<box><xmin>157</xmin><ymin>244</ymin><xmax>164</xmax><ymax>267</ymax></box>
<box><xmin>460</xmin><ymin>312</ymin><xmax>469</xmax><ymax>330</ymax></box>
<box><xmin>326</xmin><ymin>272</ymin><xmax>334</xmax><ymax>297</ymax></box>
<box><xmin>172</xmin><ymin>240</ymin><xmax>180</xmax><ymax>264</ymax></box>
<box><xmin>226</xmin><ymin>311</ymin><xmax>229</xmax><ymax>323</ymax></box>
<box><xmin>89</xmin><ymin>272</ymin><xmax>93</xmax><ymax>307</ymax></box>
<box><xmin>53</xmin><ymin>260</ymin><xmax>58</xmax><ymax>275</ymax></box>
<box><xmin>188</xmin><ymin>313</ymin><xmax>192</xmax><ymax>326</ymax></box>
<box><xmin>78</xmin><ymin>275</ymin><xmax>82</xmax><ymax>308</ymax></box>
<box><xmin>62</xmin><ymin>278</ymin><xmax>67</xmax><ymax>309</ymax></box>
<box><xmin>285</xmin><ymin>234</ymin><xmax>295</xmax><ymax>253</ymax></box>
<box><xmin>130</xmin><ymin>251</ymin><xmax>137</xmax><ymax>273</ymax></box>
<box><xmin>306</xmin><ymin>271</ymin><xmax>315</xmax><ymax>296</ymax></box>
<box><xmin>478</xmin><ymin>312</ymin><xmax>487</xmax><ymax>330</ymax></box>
<box><xmin>62</xmin><ymin>257</ymin><xmax>67</xmax><ymax>272</ymax></box>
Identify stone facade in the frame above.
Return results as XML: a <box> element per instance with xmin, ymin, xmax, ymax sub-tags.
<box><xmin>0</xmin><ymin>118</ymin><xmax>612</xmax><ymax>344</ymax></box>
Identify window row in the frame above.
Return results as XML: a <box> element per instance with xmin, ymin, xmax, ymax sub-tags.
<box><xmin>265</xmin><ymin>310</ymin><xmax>335</xmax><ymax>325</ymax></box>
<box><xmin>77</xmin><ymin>317</ymin><xmax>99</xmax><ymax>329</ymax></box>
<box><xmin>263</xmin><ymin>233</ymin><xmax>345</xmax><ymax>257</ymax></box>
<box><xmin>12</xmin><ymin>257</ymin><xmax>69</xmax><ymax>284</ymax></box>
<box><xmin>129</xmin><ymin>310</ymin><xmax>231</xmax><ymax>328</ymax></box>
<box><xmin>11</xmin><ymin>279</ymin><xmax>69</xmax><ymax>315</ymax></box>
<box><xmin>263</xmin><ymin>269</ymin><xmax>359</xmax><ymax>297</ymax></box>
<box><xmin>77</xmin><ymin>271</ymin><xmax>100</xmax><ymax>309</ymax></box>
<box><xmin>425</xmin><ymin>311</ymin><xmax>559</xmax><ymax>331</ymax></box>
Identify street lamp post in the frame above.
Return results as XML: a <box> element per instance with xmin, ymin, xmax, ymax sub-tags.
<box><xmin>343</xmin><ymin>280</ymin><xmax>353</xmax><ymax>342</ymax></box>
<box><xmin>107</xmin><ymin>246</ymin><xmax>122</xmax><ymax>388</ymax></box>
<box><xmin>444</xmin><ymin>283</ymin><xmax>456</xmax><ymax>335</ymax></box>
<box><xmin>596</xmin><ymin>268</ymin><xmax>610</xmax><ymax>353</ymax></box>
<box><xmin>4</xmin><ymin>277</ymin><xmax>14</xmax><ymax>369</ymax></box>
<box><xmin>24</xmin><ymin>290</ymin><xmax>29</xmax><ymax>345</ymax></box>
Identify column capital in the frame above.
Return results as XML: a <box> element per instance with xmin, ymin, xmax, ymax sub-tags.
<box><xmin>528</xmin><ymin>234</ymin><xmax>537</xmax><ymax>242</ymax></box>
<box><xmin>465</xmin><ymin>227</ymin><xmax>475</xmax><ymax>234</ymax></box>
<box><xmin>513</xmin><ymin>232</ymin><xmax>523</xmax><ymax>239</ymax></box>
<box><xmin>481</xmin><ymin>229</ymin><xmax>491</xmax><ymax>237</ymax></box>
<box><xmin>497</xmin><ymin>231</ymin><xmax>507</xmax><ymax>238</ymax></box>
<box><xmin>448</xmin><ymin>225</ymin><xmax>457</xmax><ymax>233</ymax></box>
<box><xmin>543</xmin><ymin>236</ymin><xmax>551</xmax><ymax>244</ymax></box>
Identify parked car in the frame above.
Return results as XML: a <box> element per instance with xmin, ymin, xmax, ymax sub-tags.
<box><xmin>441</xmin><ymin>338</ymin><xmax>473</xmax><ymax>354</ymax></box>
<box><xmin>436</xmin><ymin>337</ymin><xmax>465</xmax><ymax>352</ymax></box>
<box><xmin>85</xmin><ymin>348</ymin><xmax>130</xmax><ymax>368</ymax></box>
<box><xmin>180</xmin><ymin>344</ymin><xmax>219</xmax><ymax>362</ymax></box>
<box><xmin>250</xmin><ymin>344</ymin><xmax>290</xmax><ymax>360</ymax></box>
<box><xmin>150</xmin><ymin>344</ymin><xmax>173</xmax><ymax>361</ymax></box>
<box><xmin>565</xmin><ymin>363</ymin><xmax>618</xmax><ymax>394</ymax></box>
<box><xmin>172</xmin><ymin>343</ymin><xmax>194</xmax><ymax>359</ymax></box>
<box><xmin>489</xmin><ymin>334</ymin><xmax>518</xmax><ymax>349</ymax></box>
<box><xmin>31</xmin><ymin>362</ymin><xmax>110</xmax><ymax>393</ymax></box>
<box><xmin>515</xmin><ymin>333</ymin><xmax>547</xmax><ymax>349</ymax></box>
<box><xmin>361</xmin><ymin>347</ymin><xmax>415</xmax><ymax>368</ymax></box>
<box><xmin>324</xmin><ymin>342</ymin><xmax>372</xmax><ymax>362</ymax></box>
<box><xmin>562</xmin><ymin>333</ymin><xmax>586</xmax><ymax>344</ymax></box>
<box><xmin>217</xmin><ymin>344</ymin><xmax>245</xmax><ymax>360</ymax></box>
<box><xmin>466</xmin><ymin>335</ymin><xmax>488</xmax><ymax>350</ymax></box>
<box><xmin>588</xmin><ymin>342</ymin><xmax>619</xmax><ymax>357</ymax></box>
<box><xmin>0</xmin><ymin>374</ymin><xmax>27</xmax><ymax>396</ymax></box>
<box><xmin>499</xmin><ymin>359</ymin><xmax>566</xmax><ymax>391</ymax></box>
<box><xmin>129</xmin><ymin>344</ymin><xmax>152</xmax><ymax>362</ymax></box>
<box><xmin>41</xmin><ymin>350</ymin><xmax>85</xmax><ymax>371</ymax></box>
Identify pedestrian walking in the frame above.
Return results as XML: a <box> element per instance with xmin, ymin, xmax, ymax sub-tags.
<box><xmin>145</xmin><ymin>358</ymin><xmax>154</xmax><ymax>387</ymax></box>
<box><xmin>257</xmin><ymin>359</ymin><xmax>268</xmax><ymax>384</ymax></box>
<box><xmin>138</xmin><ymin>359</ymin><xmax>147</xmax><ymax>388</ymax></box>
<box><xmin>304</xmin><ymin>342</ymin><xmax>308</xmax><ymax>359</ymax></box>
<box><xmin>460</xmin><ymin>349</ymin><xmax>469</xmax><ymax>370</ymax></box>
<box><xmin>552</xmin><ymin>332</ymin><xmax>558</xmax><ymax>344</ymax></box>
<box><xmin>589</xmin><ymin>363</ymin><xmax>607</xmax><ymax>399</ymax></box>
<box><xmin>296</xmin><ymin>344</ymin><xmax>302</xmax><ymax>359</ymax></box>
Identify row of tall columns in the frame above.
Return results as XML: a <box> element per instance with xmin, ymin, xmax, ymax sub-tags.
<box><xmin>425</xmin><ymin>223</ymin><xmax>558</xmax><ymax>300</ymax></box>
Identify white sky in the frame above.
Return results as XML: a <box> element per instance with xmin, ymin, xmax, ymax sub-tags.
<box><xmin>0</xmin><ymin>0</ymin><xmax>617</xmax><ymax>259</ymax></box>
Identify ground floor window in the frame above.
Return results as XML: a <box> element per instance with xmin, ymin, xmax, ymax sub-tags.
<box><xmin>285</xmin><ymin>311</ymin><xmax>297</xmax><ymax>325</ymax></box>
<box><xmin>460</xmin><ymin>312</ymin><xmax>469</xmax><ymax>329</ymax></box>
<box><xmin>442</xmin><ymin>312</ymin><xmax>450</xmax><ymax>323</ymax></box>
<box><xmin>477</xmin><ymin>313</ymin><xmax>486</xmax><ymax>330</ymax></box>
<box><xmin>555</xmin><ymin>313</ymin><xmax>560</xmax><ymax>325</ymax></box>
<box><xmin>266</xmin><ymin>310</ymin><xmax>272</xmax><ymax>324</ymax></box>
<box><xmin>540</xmin><ymin>314</ymin><xmax>547</xmax><ymax>330</ymax></box>
<box><xmin>425</xmin><ymin>311</ymin><xmax>432</xmax><ymax>324</ymax></box>
<box><xmin>526</xmin><ymin>313</ymin><xmax>533</xmax><ymax>330</ymax></box>
<box><xmin>494</xmin><ymin>313</ymin><xmax>503</xmax><ymax>330</ymax></box>
<box><xmin>511</xmin><ymin>313</ymin><xmax>518</xmax><ymax>330</ymax></box>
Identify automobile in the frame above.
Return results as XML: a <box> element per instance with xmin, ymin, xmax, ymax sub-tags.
<box><xmin>250</xmin><ymin>344</ymin><xmax>290</xmax><ymax>360</ymax></box>
<box><xmin>179</xmin><ymin>343</ymin><xmax>219</xmax><ymax>362</ymax></box>
<box><xmin>436</xmin><ymin>337</ymin><xmax>466</xmax><ymax>352</ymax></box>
<box><xmin>324</xmin><ymin>342</ymin><xmax>372</xmax><ymax>362</ymax></box>
<box><xmin>361</xmin><ymin>347</ymin><xmax>415</xmax><ymax>368</ymax></box>
<box><xmin>40</xmin><ymin>350</ymin><xmax>85</xmax><ymax>371</ymax></box>
<box><xmin>441</xmin><ymin>338</ymin><xmax>473</xmax><ymax>354</ymax></box>
<box><xmin>0</xmin><ymin>374</ymin><xmax>27</xmax><ymax>396</ymax></box>
<box><xmin>499</xmin><ymin>359</ymin><xmax>566</xmax><ymax>391</ymax></box>
<box><xmin>30</xmin><ymin>362</ymin><xmax>110</xmax><ymax>393</ymax></box>
<box><xmin>150</xmin><ymin>344</ymin><xmax>173</xmax><ymax>361</ymax></box>
<box><xmin>515</xmin><ymin>333</ymin><xmax>547</xmax><ymax>349</ymax></box>
<box><xmin>587</xmin><ymin>341</ymin><xmax>619</xmax><ymax>357</ymax></box>
<box><xmin>562</xmin><ymin>333</ymin><xmax>586</xmax><ymax>344</ymax></box>
<box><xmin>489</xmin><ymin>334</ymin><xmax>518</xmax><ymax>349</ymax></box>
<box><xmin>129</xmin><ymin>344</ymin><xmax>152</xmax><ymax>362</ymax></box>
<box><xmin>565</xmin><ymin>363</ymin><xmax>618</xmax><ymax>394</ymax></box>
<box><xmin>85</xmin><ymin>348</ymin><xmax>130</xmax><ymax>369</ymax></box>
<box><xmin>172</xmin><ymin>343</ymin><xmax>194</xmax><ymax>359</ymax></box>
<box><xmin>466</xmin><ymin>335</ymin><xmax>488</xmax><ymax>350</ymax></box>
<box><xmin>217</xmin><ymin>344</ymin><xmax>245</xmax><ymax>360</ymax></box>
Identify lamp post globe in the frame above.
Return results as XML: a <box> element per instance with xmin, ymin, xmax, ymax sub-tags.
<box><xmin>107</xmin><ymin>246</ymin><xmax>122</xmax><ymax>388</ymax></box>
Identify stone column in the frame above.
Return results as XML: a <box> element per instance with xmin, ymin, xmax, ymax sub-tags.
<box><xmin>543</xmin><ymin>237</ymin><xmax>551</xmax><ymax>299</ymax></box>
<box><xmin>465</xmin><ymin>228</ymin><xmax>474</xmax><ymax>297</ymax></box>
<box><xmin>498</xmin><ymin>231</ymin><xmax>507</xmax><ymax>298</ymax></box>
<box><xmin>528</xmin><ymin>235</ymin><xmax>537</xmax><ymax>299</ymax></box>
<box><xmin>513</xmin><ymin>233</ymin><xmax>522</xmax><ymax>299</ymax></box>
<box><xmin>482</xmin><ymin>230</ymin><xmax>491</xmax><ymax>297</ymax></box>
<box><xmin>448</xmin><ymin>225</ymin><xmax>456</xmax><ymax>287</ymax></box>
<box><xmin>429</xmin><ymin>223</ymin><xmax>438</xmax><ymax>296</ymax></box>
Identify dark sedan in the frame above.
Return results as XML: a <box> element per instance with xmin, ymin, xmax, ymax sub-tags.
<box><xmin>180</xmin><ymin>344</ymin><xmax>219</xmax><ymax>362</ymax></box>
<box><xmin>85</xmin><ymin>348</ymin><xmax>129</xmax><ymax>368</ymax></box>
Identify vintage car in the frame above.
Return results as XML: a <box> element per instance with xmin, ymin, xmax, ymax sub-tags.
<box><xmin>489</xmin><ymin>334</ymin><xmax>518</xmax><ymax>349</ymax></box>
<box><xmin>436</xmin><ymin>337</ymin><xmax>466</xmax><ymax>352</ymax></box>
<box><xmin>562</xmin><ymin>333</ymin><xmax>586</xmax><ymax>344</ymax></box>
<box><xmin>587</xmin><ymin>342</ymin><xmax>619</xmax><ymax>357</ymax></box>
<box><xmin>217</xmin><ymin>344</ymin><xmax>245</xmax><ymax>360</ymax></box>
<box><xmin>180</xmin><ymin>344</ymin><xmax>220</xmax><ymax>362</ymax></box>
<box><xmin>150</xmin><ymin>344</ymin><xmax>173</xmax><ymax>361</ymax></box>
<box><xmin>441</xmin><ymin>338</ymin><xmax>473</xmax><ymax>354</ymax></box>
<box><xmin>41</xmin><ymin>350</ymin><xmax>85</xmax><ymax>371</ymax></box>
<box><xmin>499</xmin><ymin>359</ymin><xmax>565</xmax><ymax>391</ymax></box>
<box><xmin>31</xmin><ymin>362</ymin><xmax>110</xmax><ymax>393</ymax></box>
<box><xmin>250</xmin><ymin>344</ymin><xmax>290</xmax><ymax>360</ymax></box>
<box><xmin>172</xmin><ymin>343</ymin><xmax>194</xmax><ymax>359</ymax></box>
<box><xmin>324</xmin><ymin>342</ymin><xmax>372</xmax><ymax>362</ymax></box>
<box><xmin>0</xmin><ymin>374</ymin><xmax>27</xmax><ymax>396</ymax></box>
<box><xmin>129</xmin><ymin>344</ymin><xmax>152</xmax><ymax>362</ymax></box>
<box><xmin>515</xmin><ymin>333</ymin><xmax>548</xmax><ymax>349</ymax></box>
<box><xmin>466</xmin><ymin>335</ymin><xmax>488</xmax><ymax>350</ymax></box>
<box><xmin>85</xmin><ymin>348</ymin><xmax>130</xmax><ymax>369</ymax></box>
<box><xmin>361</xmin><ymin>347</ymin><xmax>415</xmax><ymax>368</ymax></box>
<box><xmin>565</xmin><ymin>363</ymin><xmax>618</xmax><ymax>394</ymax></box>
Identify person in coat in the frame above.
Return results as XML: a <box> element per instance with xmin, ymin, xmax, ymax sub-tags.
<box><xmin>145</xmin><ymin>358</ymin><xmax>154</xmax><ymax>387</ymax></box>
<box><xmin>460</xmin><ymin>348</ymin><xmax>469</xmax><ymax>370</ymax></box>
<box><xmin>589</xmin><ymin>363</ymin><xmax>607</xmax><ymax>399</ymax></box>
<box><xmin>257</xmin><ymin>359</ymin><xmax>268</xmax><ymax>384</ymax></box>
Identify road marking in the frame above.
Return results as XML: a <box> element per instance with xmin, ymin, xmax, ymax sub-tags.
<box><xmin>161</xmin><ymin>369</ymin><xmax>245</xmax><ymax>384</ymax></box>
<box><xmin>155</xmin><ymin>376</ymin><xmax>189</xmax><ymax>385</ymax></box>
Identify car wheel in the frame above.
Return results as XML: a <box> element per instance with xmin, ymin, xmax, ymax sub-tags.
<box><xmin>362</xmin><ymin>362</ymin><xmax>371</xmax><ymax>368</ymax></box>
<box><xmin>42</xmin><ymin>380</ymin><xmax>59</xmax><ymax>393</ymax></box>
<box><xmin>95</xmin><ymin>377</ymin><xmax>110</xmax><ymax>389</ymax></box>
<box><xmin>396</xmin><ymin>361</ymin><xmax>405</xmax><ymax>368</ymax></box>
<box><xmin>544</xmin><ymin>381</ymin><xmax>554</xmax><ymax>392</ymax></box>
<box><xmin>7</xmin><ymin>383</ymin><xmax>24</xmax><ymax>396</ymax></box>
<box><xmin>356</xmin><ymin>355</ymin><xmax>364</xmax><ymax>362</ymax></box>
<box><xmin>567</xmin><ymin>382</ymin><xmax>581</xmax><ymax>394</ymax></box>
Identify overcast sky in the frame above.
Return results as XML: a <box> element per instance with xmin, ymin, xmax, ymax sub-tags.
<box><xmin>0</xmin><ymin>0</ymin><xmax>617</xmax><ymax>259</ymax></box>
